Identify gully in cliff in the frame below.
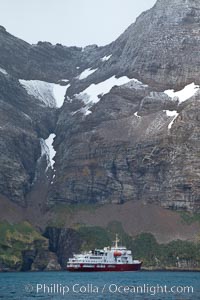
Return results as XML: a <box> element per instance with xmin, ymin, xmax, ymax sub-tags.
<box><xmin>67</xmin><ymin>234</ymin><xmax>142</xmax><ymax>272</ymax></box>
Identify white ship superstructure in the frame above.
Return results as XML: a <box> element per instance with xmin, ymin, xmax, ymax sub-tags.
<box><xmin>67</xmin><ymin>234</ymin><xmax>142</xmax><ymax>272</ymax></box>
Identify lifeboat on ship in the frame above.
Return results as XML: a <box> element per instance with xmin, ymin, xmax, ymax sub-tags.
<box><xmin>114</xmin><ymin>250</ymin><xmax>122</xmax><ymax>257</ymax></box>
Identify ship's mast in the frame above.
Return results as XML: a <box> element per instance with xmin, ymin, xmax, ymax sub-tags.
<box><xmin>114</xmin><ymin>234</ymin><xmax>120</xmax><ymax>248</ymax></box>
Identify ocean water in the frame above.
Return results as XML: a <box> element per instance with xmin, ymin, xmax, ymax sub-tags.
<box><xmin>0</xmin><ymin>271</ymin><xmax>199</xmax><ymax>300</ymax></box>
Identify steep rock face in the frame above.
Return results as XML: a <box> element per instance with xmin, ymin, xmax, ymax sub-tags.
<box><xmin>0</xmin><ymin>221</ymin><xmax>50</xmax><ymax>271</ymax></box>
<box><xmin>0</xmin><ymin>71</ymin><xmax>57</xmax><ymax>205</ymax></box>
<box><xmin>0</xmin><ymin>26</ymin><xmax>106</xmax><ymax>83</ymax></box>
<box><xmin>45</xmin><ymin>0</ymin><xmax>200</xmax><ymax>212</ymax></box>
<box><xmin>49</xmin><ymin>79</ymin><xmax>200</xmax><ymax>211</ymax></box>
<box><xmin>31</xmin><ymin>250</ymin><xmax>61</xmax><ymax>271</ymax></box>
<box><xmin>0</xmin><ymin>26</ymin><xmax>80</xmax><ymax>81</ymax></box>
<box><xmin>0</xmin><ymin>28</ymin><xmax>108</xmax><ymax>206</ymax></box>
<box><xmin>0</xmin><ymin>0</ymin><xmax>200</xmax><ymax>212</ymax></box>
<box><xmin>115</xmin><ymin>0</ymin><xmax>200</xmax><ymax>89</ymax></box>
<box><xmin>44</xmin><ymin>227</ymin><xmax>82</xmax><ymax>268</ymax></box>
<box><xmin>69</xmin><ymin>0</ymin><xmax>200</xmax><ymax>92</ymax></box>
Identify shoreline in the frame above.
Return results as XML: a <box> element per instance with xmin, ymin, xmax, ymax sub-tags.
<box><xmin>0</xmin><ymin>268</ymin><xmax>200</xmax><ymax>273</ymax></box>
<box><xmin>141</xmin><ymin>267</ymin><xmax>200</xmax><ymax>272</ymax></box>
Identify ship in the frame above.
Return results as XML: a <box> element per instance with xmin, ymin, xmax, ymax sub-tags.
<box><xmin>67</xmin><ymin>234</ymin><xmax>142</xmax><ymax>272</ymax></box>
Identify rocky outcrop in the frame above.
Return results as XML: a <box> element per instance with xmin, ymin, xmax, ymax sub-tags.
<box><xmin>44</xmin><ymin>227</ymin><xmax>82</xmax><ymax>268</ymax></box>
<box><xmin>0</xmin><ymin>221</ymin><xmax>57</xmax><ymax>271</ymax></box>
<box><xmin>21</xmin><ymin>249</ymin><xmax>61</xmax><ymax>271</ymax></box>
<box><xmin>176</xmin><ymin>258</ymin><xmax>200</xmax><ymax>269</ymax></box>
<box><xmin>31</xmin><ymin>250</ymin><xmax>61</xmax><ymax>271</ymax></box>
<box><xmin>113</xmin><ymin>0</ymin><xmax>200</xmax><ymax>89</ymax></box>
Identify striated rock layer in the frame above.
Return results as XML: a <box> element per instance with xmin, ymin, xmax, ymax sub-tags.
<box><xmin>50</xmin><ymin>82</ymin><xmax>200</xmax><ymax>211</ymax></box>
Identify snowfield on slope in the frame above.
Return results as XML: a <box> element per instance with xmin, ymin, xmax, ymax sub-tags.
<box><xmin>164</xmin><ymin>110</ymin><xmax>179</xmax><ymax>130</ymax></box>
<box><xmin>164</xmin><ymin>83</ymin><xmax>200</xmax><ymax>130</ymax></box>
<box><xmin>40</xmin><ymin>133</ymin><xmax>56</xmax><ymax>170</ymax></box>
<box><xmin>164</xmin><ymin>83</ymin><xmax>199</xmax><ymax>103</ymax></box>
<box><xmin>101</xmin><ymin>54</ymin><xmax>112</xmax><ymax>62</ymax></box>
<box><xmin>0</xmin><ymin>67</ymin><xmax>8</xmax><ymax>75</ymax></box>
<box><xmin>19</xmin><ymin>79</ymin><xmax>70</xmax><ymax>108</ymax></box>
<box><xmin>74</xmin><ymin>76</ymin><xmax>142</xmax><ymax>115</ymax></box>
<box><xmin>134</xmin><ymin>111</ymin><xmax>141</xmax><ymax>118</ymax></box>
<box><xmin>77</xmin><ymin>68</ymin><xmax>98</xmax><ymax>80</ymax></box>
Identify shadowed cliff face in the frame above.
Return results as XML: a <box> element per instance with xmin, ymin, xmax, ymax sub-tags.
<box><xmin>0</xmin><ymin>0</ymin><xmax>200</xmax><ymax>212</ymax></box>
<box><xmin>44</xmin><ymin>227</ymin><xmax>82</xmax><ymax>268</ymax></box>
<box><xmin>0</xmin><ymin>73</ymin><xmax>57</xmax><ymax>205</ymax></box>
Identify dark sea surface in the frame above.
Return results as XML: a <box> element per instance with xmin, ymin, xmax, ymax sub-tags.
<box><xmin>0</xmin><ymin>271</ymin><xmax>199</xmax><ymax>300</ymax></box>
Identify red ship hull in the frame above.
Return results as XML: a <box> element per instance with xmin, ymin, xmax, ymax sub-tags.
<box><xmin>67</xmin><ymin>262</ymin><xmax>142</xmax><ymax>272</ymax></box>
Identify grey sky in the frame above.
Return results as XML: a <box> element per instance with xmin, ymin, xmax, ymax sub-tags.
<box><xmin>0</xmin><ymin>0</ymin><xmax>156</xmax><ymax>47</ymax></box>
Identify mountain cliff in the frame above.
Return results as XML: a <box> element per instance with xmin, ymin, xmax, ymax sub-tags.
<box><xmin>48</xmin><ymin>0</ymin><xmax>200</xmax><ymax>212</ymax></box>
<box><xmin>0</xmin><ymin>0</ymin><xmax>200</xmax><ymax>215</ymax></box>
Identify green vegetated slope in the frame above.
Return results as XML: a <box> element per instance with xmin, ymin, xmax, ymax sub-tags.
<box><xmin>0</xmin><ymin>221</ymin><xmax>48</xmax><ymax>270</ymax></box>
<box><xmin>77</xmin><ymin>221</ymin><xmax>200</xmax><ymax>269</ymax></box>
<box><xmin>179</xmin><ymin>212</ymin><xmax>200</xmax><ymax>225</ymax></box>
<box><xmin>0</xmin><ymin>219</ymin><xmax>200</xmax><ymax>271</ymax></box>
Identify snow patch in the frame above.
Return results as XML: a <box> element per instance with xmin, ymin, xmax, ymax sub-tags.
<box><xmin>0</xmin><ymin>67</ymin><xmax>8</xmax><ymax>75</ymax></box>
<box><xmin>40</xmin><ymin>134</ymin><xmax>56</xmax><ymax>170</ymax></box>
<box><xmin>77</xmin><ymin>75</ymin><xmax>132</xmax><ymax>104</ymax></box>
<box><xmin>165</xmin><ymin>110</ymin><xmax>178</xmax><ymax>117</ymax></box>
<box><xmin>134</xmin><ymin>111</ymin><xmax>141</xmax><ymax>118</ymax></box>
<box><xmin>101</xmin><ymin>54</ymin><xmax>112</xmax><ymax>62</ymax></box>
<box><xmin>71</xmin><ymin>106</ymin><xmax>92</xmax><ymax>116</ymax></box>
<box><xmin>59</xmin><ymin>79</ymin><xmax>69</xmax><ymax>83</ymax></box>
<box><xmin>164</xmin><ymin>110</ymin><xmax>179</xmax><ymax>130</ymax></box>
<box><xmin>78</xmin><ymin>68</ymin><xmax>98</xmax><ymax>80</ymax></box>
<box><xmin>45</xmin><ymin>134</ymin><xmax>56</xmax><ymax>169</ymax></box>
<box><xmin>74</xmin><ymin>75</ymin><xmax>133</xmax><ymax>115</ymax></box>
<box><xmin>19</xmin><ymin>79</ymin><xmax>70</xmax><ymax>108</ymax></box>
<box><xmin>164</xmin><ymin>83</ymin><xmax>199</xmax><ymax>103</ymax></box>
<box><xmin>53</xmin><ymin>83</ymin><xmax>70</xmax><ymax>107</ymax></box>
